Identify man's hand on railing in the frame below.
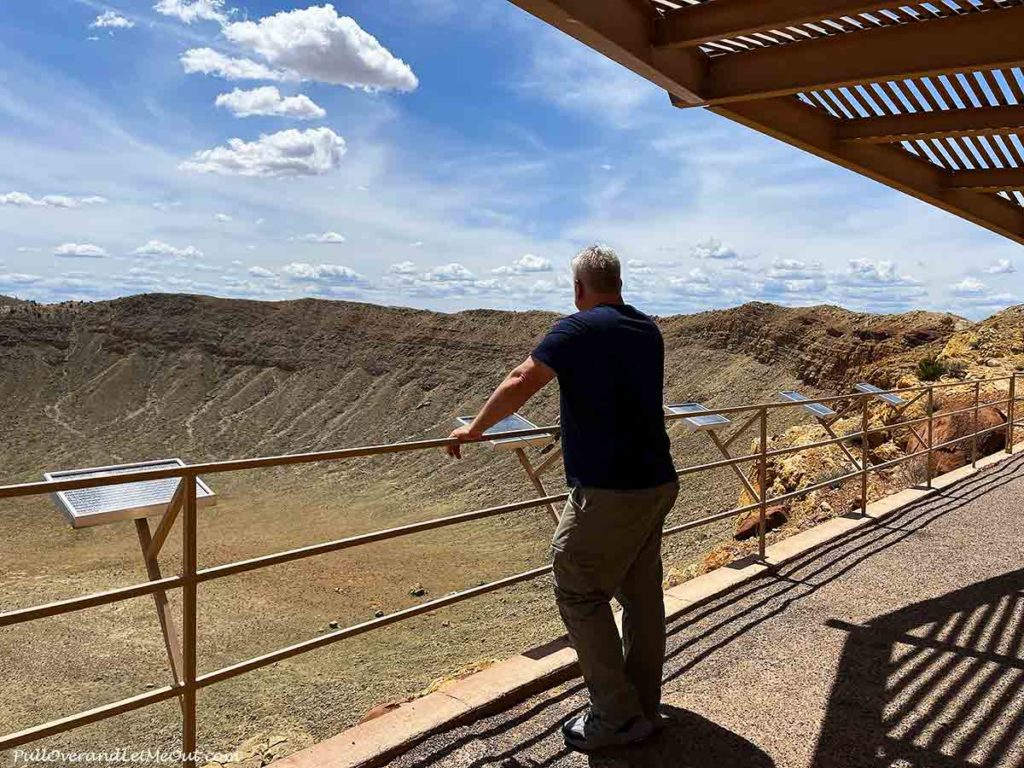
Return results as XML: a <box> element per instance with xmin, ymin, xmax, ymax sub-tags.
<box><xmin>446</xmin><ymin>424</ymin><xmax>483</xmax><ymax>459</ymax></box>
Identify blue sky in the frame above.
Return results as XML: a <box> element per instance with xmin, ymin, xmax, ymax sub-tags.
<box><xmin>0</xmin><ymin>0</ymin><xmax>1021</xmax><ymax>319</ymax></box>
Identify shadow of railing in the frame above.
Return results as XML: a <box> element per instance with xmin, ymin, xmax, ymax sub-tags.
<box><xmin>389</xmin><ymin>452</ymin><xmax>1024</xmax><ymax>768</ymax></box>
<box><xmin>815</xmin><ymin>571</ymin><xmax>1024</xmax><ymax>768</ymax></box>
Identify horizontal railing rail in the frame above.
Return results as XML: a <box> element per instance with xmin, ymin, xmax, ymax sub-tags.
<box><xmin>0</xmin><ymin>374</ymin><xmax>1020</xmax><ymax>761</ymax></box>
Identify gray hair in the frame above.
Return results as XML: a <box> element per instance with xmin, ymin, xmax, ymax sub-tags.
<box><xmin>571</xmin><ymin>244</ymin><xmax>622</xmax><ymax>293</ymax></box>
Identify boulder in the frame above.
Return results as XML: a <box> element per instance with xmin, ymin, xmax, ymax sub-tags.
<box><xmin>735</xmin><ymin>505</ymin><xmax>789</xmax><ymax>541</ymax></box>
<box><xmin>898</xmin><ymin>403</ymin><xmax>1006</xmax><ymax>475</ymax></box>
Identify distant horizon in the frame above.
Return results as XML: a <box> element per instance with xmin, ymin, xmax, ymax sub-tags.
<box><xmin>2</xmin><ymin>287</ymin><xmax>1011</xmax><ymax>324</ymax></box>
<box><xmin>1</xmin><ymin>1</ymin><xmax>1021</xmax><ymax>320</ymax></box>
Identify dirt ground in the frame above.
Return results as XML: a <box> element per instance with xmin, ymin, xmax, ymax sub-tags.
<box><xmin>0</xmin><ymin>295</ymin><xmax>969</xmax><ymax>765</ymax></box>
<box><xmin>0</xmin><ymin>419</ymin><xmax>786</xmax><ymax>767</ymax></box>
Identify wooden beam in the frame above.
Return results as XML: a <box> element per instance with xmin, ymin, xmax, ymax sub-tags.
<box><xmin>705</xmin><ymin>5</ymin><xmax>1024</xmax><ymax>105</ymax></box>
<box><xmin>656</xmin><ymin>0</ymin><xmax>899</xmax><ymax>49</ymax></box>
<box><xmin>840</xmin><ymin>105</ymin><xmax>1024</xmax><ymax>143</ymax></box>
<box><xmin>945</xmin><ymin>169</ymin><xmax>1024</xmax><ymax>192</ymax></box>
<box><xmin>505</xmin><ymin>0</ymin><xmax>707</xmax><ymax>105</ymax></box>
<box><xmin>714</xmin><ymin>97</ymin><xmax>1024</xmax><ymax>244</ymax></box>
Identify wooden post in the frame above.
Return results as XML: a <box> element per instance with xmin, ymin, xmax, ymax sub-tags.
<box><xmin>757</xmin><ymin>406</ymin><xmax>768</xmax><ymax>560</ymax></box>
<box><xmin>926</xmin><ymin>386</ymin><xmax>934</xmax><ymax>489</ymax></box>
<box><xmin>515</xmin><ymin>448</ymin><xmax>559</xmax><ymax>523</ymax></box>
<box><xmin>1007</xmin><ymin>374</ymin><xmax>1016</xmax><ymax>455</ymax></box>
<box><xmin>182</xmin><ymin>475</ymin><xmax>198</xmax><ymax>768</ymax></box>
<box><xmin>709</xmin><ymin>430</ymin><xmax>761</xmax><ymax>501</ymax></box>
<box><xmin>861</xmin><ymin>395</ymin><xmax>869</xmax><ymax>516</ymax></box>
<box><xmin>135</xmin><ymin>516</ymin><xmax>186</xmax><ymax>711</ymax></box>
<box><xmin>972</xmin><ymin>380</ymin><xmax>980</xmax><ymax>468</ymax></box>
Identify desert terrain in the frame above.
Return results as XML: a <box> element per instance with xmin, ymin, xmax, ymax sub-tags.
<box><xmin>2</xmin><ymin>293</ymin><xmax>1016</xmax><ymax>765</ymax></box>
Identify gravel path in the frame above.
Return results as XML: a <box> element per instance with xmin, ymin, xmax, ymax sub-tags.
<box><xmin>388</xmin><ymin>454</ymin><xmax>1024</xmax><ymax>768</ymax></box>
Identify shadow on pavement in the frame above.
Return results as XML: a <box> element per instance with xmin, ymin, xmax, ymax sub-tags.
<box><xmin>813</xmin><ymin>569</ymin><xmax>1024</xmax><ymax>768</ymax></box>
<box><xmin>584</xmin><ymin>706</ymin><xmax>774</xmax><ymax>768</ymax></box>
<box><xmin>389</xmin><ymin>454</ymin><xmax>1024</xmax><ymax>768</ymax></box>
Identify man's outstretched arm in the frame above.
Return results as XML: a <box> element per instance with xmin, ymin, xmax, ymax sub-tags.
<box><xmin>445</xmin><ymin>355</ymin><xmax>555</xmax><ymax>459</ymax></box>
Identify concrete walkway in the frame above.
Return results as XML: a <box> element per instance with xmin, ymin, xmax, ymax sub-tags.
<box><xmin>386</xmin><ymin>454</ymin><xmax>1024</xmax><ymax>768</ymax></box>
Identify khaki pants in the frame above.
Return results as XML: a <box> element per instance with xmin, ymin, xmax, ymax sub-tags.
<box><xmin>551</xmin><ymin>481</ymin><xmax>679</xmax><ymax>725</ymax></box>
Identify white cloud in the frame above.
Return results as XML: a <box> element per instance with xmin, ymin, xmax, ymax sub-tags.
<box><xmin>388</xmin><ymin>261</ymin><xmax>417</xmax><ymax>275</ymax></box>
<box><xmin>281</xmin><ymin>262</ymin><xmax>366</xmax><ymax>285</ymax></box>
<box><xmin>423</xmin><ymin>262</ymin><xmax>475</xmax><ymax>282</ymax></box>
<box><xmin>667</xmin><ymin>267</ymin><xmax>722</xmax><ymax>298</ymax></box>
<box><xmin>491</xmin><ymin>253</ymin><xmax>552</xmax><ymax>275</ymax></box>
<box><xmin>154</xmin><ymin>0</ymin><xmax>227</xmax><ymax>24</ymax></box>
<box><xmin>984</xmin><ymin>259</ymin><xmax>1016</xmax><ymax>275</ymax></box>
<box><xmin>90</xmin><ymin>11</ymin><xmax>134</xmax><ymax>29</ymax></box>
<box><xmin>214</xmin><ymin>213</ymin><xmax>233</xmax><ymax>222</ymax></box>
<box><xmin>248</xmin><ymin>266</ymin><xmax>275</xmax><ymax>278</ymax></box>
<box><xmin>179</xmin><ymin>128</ymin><xmax>346</xmax><ymax>177</ymax></box>
<box><xmin>839</xmin><ymin>259</ymin><xmax>920</xmax><ymax>288</ymax></box>
<box><xmin>54</xmin><ymin>243</ymin><xmax>107</xmax><ymax>258</ymax></box>
<box><xmin>180</xmin><ymin>48</ymin><xmax>285</xmax><ymax>81</ymax></box>
<box><xmin>951</xmin><ymin>277</ymin><xmax>988</xmax><ymax>297</ymax></box>
<box><xmin>627</xmin><ymin>258</ymin><xmax>653</xmax><ymax>275</ymax></box>
<box><xmin>296</xmin><ymin>231</ymin><xmax>346</xmax><ymax>244</ymax></box>
<box><xmin>1</xmin><ymin>192</ymin><xmax>107</xmax><ymax>208</ymax></box>
<box><xmin>766</xmin><ymin>258</ymin><xmax>825</xmax><ymax>281</ymax></box>
<box><xmin>691</xmin><ymin>238</ymin><xmax>739</xmax><ymax>261</ymax></box>
<box><xmin>131</xmin><ymin>240</ymin><xmax>203</xmax><ymax>259</ymax></box>
<box><xmin>0</xmin><ymin>273</ymin><xmax>43</xmax><ymax>287</ymax></box>
<box><xmin>223</xmin><ymin>4</ymin><xmax>418</xmax><ymax>92</ymax></box>
<box><xmin>215</xmin><ymin>86</ymin><xmax>326</xmax><ymax>119</ymax></box>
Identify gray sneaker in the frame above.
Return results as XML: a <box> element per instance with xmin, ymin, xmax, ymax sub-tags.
<box><xmin>561</xmin><ymin>709</ymin><xmax>654</xmax><ymax>752</ymax></box>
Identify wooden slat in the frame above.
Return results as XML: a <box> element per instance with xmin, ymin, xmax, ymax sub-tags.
<box><xmin>946</xmin><ymin>167</ymin><xmax>1024</xmax><ymax>190</ymax></box>
<box><xmin>839</xmin><ymin>104</ymin><xmax>1024</xmax><ymax>142</ymax></box>
<box><xmin>704</xmin><ymin>4</ymin><xmax>1024</xmax><ymax>104</ymax></box>
<box><xmin>655</xmin><ymin>0</ymin><xmax>909</xmax><ymax>48</ymax></box>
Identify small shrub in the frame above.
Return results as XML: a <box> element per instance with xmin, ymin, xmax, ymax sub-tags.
<box><xmin>917</xmin><ymin>356</ymin><xmax>947</xmax><ymax>381</ymax></box>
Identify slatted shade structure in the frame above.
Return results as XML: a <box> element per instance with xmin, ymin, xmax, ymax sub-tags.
<box><xmin>508</xmin><ymin>0</ymin><xmax>1024</xmax><ymax>244</ymax></box>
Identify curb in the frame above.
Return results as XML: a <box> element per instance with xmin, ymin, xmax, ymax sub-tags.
<box><xmin>274</xmin><ymin>444</ymin><xmax>1022</xmax><ymax>768</ymax></box>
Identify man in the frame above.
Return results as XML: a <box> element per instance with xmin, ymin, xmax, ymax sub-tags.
<box><xmin>446</xmin><ymin>245</ymin><xmax>678</xmax><ymax>752</ymax></box>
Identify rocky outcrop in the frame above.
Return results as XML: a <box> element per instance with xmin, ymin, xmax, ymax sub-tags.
<box><xmin>662</xmin><ymin>302</ymin><xmax>965</xmax><ymax>388</ymax></box>
<box><xmin>898</xmin><ymin>401</ymin><xmax>1007</xmax><ymax>475</ymax></box>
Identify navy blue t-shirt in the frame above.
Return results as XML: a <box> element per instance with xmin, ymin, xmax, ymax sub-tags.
<box><xmin>531</xmin><ymin>303</ymin><xmax>676</xmax><ymax>490</ymax></box>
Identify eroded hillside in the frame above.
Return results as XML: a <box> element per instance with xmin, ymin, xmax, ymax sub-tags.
<box><xmin>0</xmin><ymin>295</ymin><xmax>966</xmax><ymax>482</ymax></box>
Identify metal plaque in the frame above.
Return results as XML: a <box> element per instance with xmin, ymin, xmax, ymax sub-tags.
<box><xmin>780</xmin><ymin>390</ymin><xmax>838</xmax><ymax>420</ymax></box>
<box><xmin>855</xmin><ymin>382</ymin><xmax>906</xmax><ymax>407</ymax></box>
<box><xmin>666</xmin><ymin>402</ymin><xmax>731</xmax><ymax>432</ymax></box>
<box><xmin>455</xmin><ymin>413</ymin><xmax>555</xmax><ymax>451</ymax></box>
<box><xmin>44</xmin><ymin>458</ymin><xmax>216</xmax><ymax>529</ymax></box>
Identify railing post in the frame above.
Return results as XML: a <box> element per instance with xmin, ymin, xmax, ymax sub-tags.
<box><xmin>972</xmin><ymin>380</ymin><xmax>980</xmax><ymax>468</ymax></box>
<box><xmin>1008</xmin><ymin>374</ymin><xmax>1016</xmax><ymax>455</ymax></box>
<box><xmin>758</xmin><ymin>406</ymin><xmax>768</xmax><ymax>561</ymax></box>
<box><xmin>926</xmin><ymin>385</ymin><xmax>934</xmax><ymax>489</ymax></box>
<box><xmin>182</xmin><ymin>474</ymin><xmax>198</xmax><ymax>768</ymax></box>
<box><xmin>860</xmin><ymin>394</ymin><xmax>869</xmax><ymax>516</ymax></box>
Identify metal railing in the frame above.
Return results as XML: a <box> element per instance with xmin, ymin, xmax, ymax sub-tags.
<box><xmin>0</xmin><ymin>374</ymin><xmax>1021</xmax><ymax>762</ymax></box>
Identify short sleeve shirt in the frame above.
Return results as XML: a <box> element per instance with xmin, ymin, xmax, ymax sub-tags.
<box><xmin>531</xmin><ymin>303</ymin><xmax>676</xmax><ymax>490</ymax></box>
